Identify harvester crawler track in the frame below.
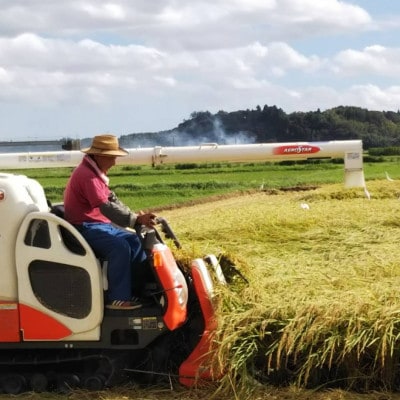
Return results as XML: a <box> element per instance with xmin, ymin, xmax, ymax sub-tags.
<box><xmin>0</xmin><ymin>349</ymin><xmax>125</xmax><ymax>394</ymax></box>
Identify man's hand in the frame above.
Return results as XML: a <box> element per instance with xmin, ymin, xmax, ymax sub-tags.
<box><xmin>136</xmin><ymin>211</ymin><xmax>157</xmax><ymax>227</ymax></box>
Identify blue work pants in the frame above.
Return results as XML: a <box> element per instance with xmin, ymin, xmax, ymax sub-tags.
<box><xmin>79</xmin><ymin>222</ymin><xmax>147</xmax><ymax>301</ymax></box>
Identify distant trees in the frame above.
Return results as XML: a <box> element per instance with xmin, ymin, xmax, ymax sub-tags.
<box><xmin>61</xmin><ymin>138</ymin><xmax>80</xmax><ymax>150</ymax></box>
<box><xmin>123</xmin><ymin>106</ymin><xmax>400</xmax><ymax>149</ymax></box>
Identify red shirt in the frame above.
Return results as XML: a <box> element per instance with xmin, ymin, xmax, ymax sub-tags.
<box><xmin>64</xmin><ymin>156</ymin><xmax>111</xmax><ymax>225</ymax></box>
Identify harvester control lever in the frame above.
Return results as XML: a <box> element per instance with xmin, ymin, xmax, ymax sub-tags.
<box><xmin>155</xmin><ymin>217</ymin><xmax>182</xmax><ymax>249</ymax></box>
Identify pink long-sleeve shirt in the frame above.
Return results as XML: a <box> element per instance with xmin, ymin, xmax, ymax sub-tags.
<box><xmin>64</xmin><ymin>156</ymin><xmax>111</xmax><ymax>225</ymax></box>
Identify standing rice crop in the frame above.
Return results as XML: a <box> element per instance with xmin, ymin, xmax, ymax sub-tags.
<box><xmin>163</xmin><ymin>180</ymin><xmax>400</xmax><ymax>397</ymax></box>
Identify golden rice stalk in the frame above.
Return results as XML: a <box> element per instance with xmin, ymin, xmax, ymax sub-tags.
<box><xmin>164</xmin><ymin>180</ymin><xmax>400</xmax><ymax>396</ymax></box>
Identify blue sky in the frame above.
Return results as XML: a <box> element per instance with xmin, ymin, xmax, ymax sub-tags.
<box><xmin>0</xmin><ymin>0</ymin><xmax>399</xmax><ymax>140</ymax></box>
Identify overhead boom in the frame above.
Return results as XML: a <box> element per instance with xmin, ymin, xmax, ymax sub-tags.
<box><xmin>0</xmin><ymin>140</ymin><xmax>365</xmax><ymax>188</ymax></box>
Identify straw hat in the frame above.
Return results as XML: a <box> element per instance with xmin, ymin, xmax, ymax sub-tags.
<box><xmin>81</xmin><ymin>134</ymin><xmax>128</xmax><ymax>157</ymax></box>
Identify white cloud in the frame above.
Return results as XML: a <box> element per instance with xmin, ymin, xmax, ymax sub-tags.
<box><xmin>0</xmin><ymin>0</ymin><xmax>398</xmax><ymax>139</ymax></box>
<box><xmin>278</xmin><ymin>0</ymin><xmax>371</xmax><ymax>26</ymax></box>
<box><xmin>79</xmin><ymin>3</ymin><xmax>126</xmax><ymax>20</ymax></box>
<box><xmin>0</xmin><ymin>67</ymin><xmax>12</xmax><ymax>84</ymax></box>
<box><xmin>347</xmin><ymin>84</ymin><xmax>400</xmax><ymax>110</ymax></box>
<box><xmin>333</xmin><ymin>45</ymin><xmax>400</xmax><ymax>77</ymax></box>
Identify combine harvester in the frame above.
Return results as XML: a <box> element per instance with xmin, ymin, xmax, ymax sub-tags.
<box><xmin>0</xmin><ymin>140</ymin><xmax>364</xmax><ymax>394</ymax></box>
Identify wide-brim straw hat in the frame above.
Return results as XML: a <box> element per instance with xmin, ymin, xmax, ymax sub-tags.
<box><xmin>81</xmin><ymin>134</ymin><xmax>128</xmax><ymax>157</ymax></box>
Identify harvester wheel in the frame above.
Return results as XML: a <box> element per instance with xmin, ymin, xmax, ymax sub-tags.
<box><xmin>30</xmin><ymin>373</ymin><xmax>48</xmax><ymax>392</ymax></box>
<box><xmin>2</xmin><ymin>373</ymin><xmax>27</xmax><ymax>394</ymax></box>
<box><xmin>83</xmin><ymin>374</ymin><xmax>106</xmax><ymax>390</ymax></box>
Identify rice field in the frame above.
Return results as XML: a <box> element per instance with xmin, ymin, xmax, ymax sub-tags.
<box><xmin>5</xmin><ymin>161</ymin><xmax>400</xmax><ymax>399</ymax></box>
<box><xmin>159</xmin><ymin>179</ymin><xmax>400</xmax><ymax>398</ymax></box>
<box><xmin>19</xmin><ymin>179</ymin><xmax>400</xmax><ymax>400</ymax></box>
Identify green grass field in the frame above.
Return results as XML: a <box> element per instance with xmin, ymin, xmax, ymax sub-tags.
<box><xmin>6</xmin><ymin>157</ymin><xmax>400</xmax><ymax>209</ymax></box>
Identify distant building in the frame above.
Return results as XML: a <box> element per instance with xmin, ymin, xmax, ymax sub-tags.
<box><xmin>0</xmin><ymin>139</ymin><xmax>81</xmax><ymax>153</ymax></box>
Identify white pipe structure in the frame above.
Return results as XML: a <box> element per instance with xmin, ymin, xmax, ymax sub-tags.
<box><xmin>0</xmin><ymin>140</ymin><xmax>365</xmax><ymax>188</ymax></box>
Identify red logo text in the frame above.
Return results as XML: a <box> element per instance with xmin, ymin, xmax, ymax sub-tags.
<box><xmin>273</xmin><ymin>145</ymin><xmax>321</xmax><ymax>156</ymax></box>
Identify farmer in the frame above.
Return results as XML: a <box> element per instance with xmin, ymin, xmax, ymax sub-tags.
<box><xmin>63</xmin><ymin>134</ymin><xmax>156</xmax><ymax>310</ymax></box>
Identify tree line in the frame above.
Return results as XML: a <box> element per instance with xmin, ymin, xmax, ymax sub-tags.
<box><xmin>120</xmin><ymin>105</ymin><xmax>400</xmax><ymax>150</ymax></box>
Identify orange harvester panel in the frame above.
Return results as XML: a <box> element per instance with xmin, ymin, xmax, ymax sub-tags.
<box><xmin>152</xmin><ymin>245</ymin><xmax>187</xmax><ymax>330</ymax></box>
<box><xmin>19</xmin><ymin>303</ymin><xmax>72</xmax><ymax>340</ymax></box>
<box><xmin>0</xmin><ymin>302</ymin><xmax>20</xmax><ymax>342</ymax></box>
<box><xmin>179</xmin><ymin>265</ymin><xmax>219</xmax><ymax>387</ymax></box>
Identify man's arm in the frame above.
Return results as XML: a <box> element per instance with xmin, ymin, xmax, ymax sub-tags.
<box><xmin>99</xmin><ymin>192</ymin><xmax>155</xmax><ymax>227</ymax></box>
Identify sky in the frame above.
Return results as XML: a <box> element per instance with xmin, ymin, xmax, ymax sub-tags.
<box><xmin>0</xmin><ymin>0</ymin><xmax>399</xmax><ymax>141</ymax></box>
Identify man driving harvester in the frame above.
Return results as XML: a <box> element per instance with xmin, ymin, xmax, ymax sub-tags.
<box><xmin>64</xmin><ymin>134</ymin><xmax>156</xmax><ymax>310</ymax></box>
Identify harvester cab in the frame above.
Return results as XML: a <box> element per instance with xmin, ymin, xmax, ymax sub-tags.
<box><xmin>0</xmin><ymin>172</ymin><xmax>223</xmax><ymax>394</ymax></box>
